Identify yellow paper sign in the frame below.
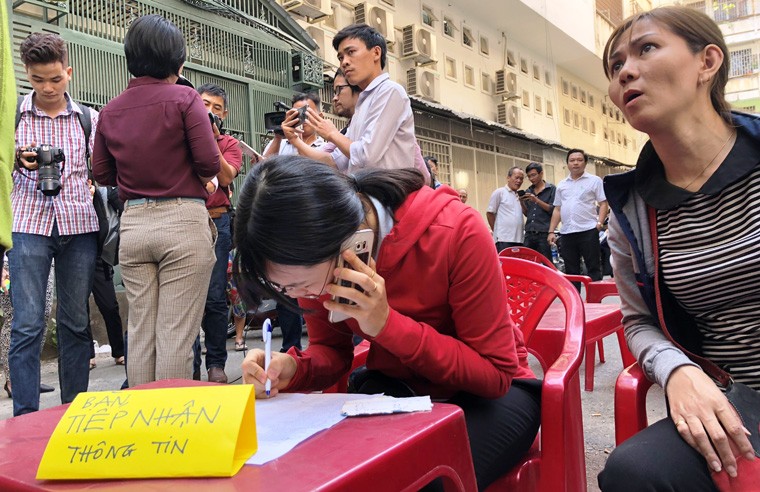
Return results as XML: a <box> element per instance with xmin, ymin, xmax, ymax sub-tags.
<box><xmin>37</xmin><ymin>385</ymin><xmax>256</xmax><ymax>480</ymax></box>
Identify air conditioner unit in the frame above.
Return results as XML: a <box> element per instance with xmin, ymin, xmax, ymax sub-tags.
<box><xmin>355</xmin><ymin>3</ymin><xmax>395</xmax><ymax>46</ymax></box>
<box><xmin>400</xmin><ymin>25</ymin><xmax>437</xmax><ymax>64</ymax></box>
<box><xmin>283</xmin><ymin>0</ymin><xmax>332</xmax><ymax>21</ymax></box>
<box><xmin>497</xmin><ymin>102</ymin><xmax>521</xmax><ymax>128</ymax></box>
<box><xmin>494</xmin><ymin>69</ymin><xmax>517</xmax><ymax>96</ymax></box>
<box><xmin>406</xmin><ymin>67</ymin><xmax>440</xmax><ymax>103</ymax></box>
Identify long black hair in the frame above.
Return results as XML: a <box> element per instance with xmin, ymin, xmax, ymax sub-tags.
<box><xmin>233</xmin><ymin>155</ymin><xmax>425</xmax><ymax>309</ymax></box>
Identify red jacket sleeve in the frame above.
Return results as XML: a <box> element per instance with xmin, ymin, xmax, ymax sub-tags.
<box><xmin>372</xmin><ymin>207</ymin><xmax>520</xmax><ymax>399</ymax></box>
<box><xmin>283</xmin><ymin>299</ymin><xmax>355</xmax><ymax>392</ymax></box>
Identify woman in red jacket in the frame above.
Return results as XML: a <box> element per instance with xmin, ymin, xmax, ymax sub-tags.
<box><xmin>235</xmin><ymin>156</ymin><xmax>540</xmax><ymax>489</ymax></box>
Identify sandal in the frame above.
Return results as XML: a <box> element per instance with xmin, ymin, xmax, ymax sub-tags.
<box><xmin>235</xmin><ymin>341</ymin><xmax>248</xmax><ymax>351</ymax></box>
<box><xmin>114</xmin><ymin>356</ymin><xmax>125</xmax><ymax>366</ymax></box>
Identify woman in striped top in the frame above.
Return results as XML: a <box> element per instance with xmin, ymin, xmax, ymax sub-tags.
<box><xmin>598</xmin><ymin>6</ymin><xmax>759</xmax><ymax>491</ymax></box>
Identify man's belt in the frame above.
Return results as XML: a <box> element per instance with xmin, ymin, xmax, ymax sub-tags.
<box><xmin>207</xmin><ymin>206</ymin><xmax>228</xmax><ymax>219</ymax></box>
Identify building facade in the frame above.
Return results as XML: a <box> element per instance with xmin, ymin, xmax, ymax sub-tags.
<box><xmin>281</xmin><ymin>0</ymin><xmax>646</xmax><ymax>215</ymax></box>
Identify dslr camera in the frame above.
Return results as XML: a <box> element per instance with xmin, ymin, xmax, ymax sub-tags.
<box><xmin>27</xmin><ymin>144</ymin><xmax>65</xmax><ymax>197</ymax></box>
<box><xmin>208</xmin><ymin>112</ymin><xmax>224</xmax><ymax>133</ymax></box>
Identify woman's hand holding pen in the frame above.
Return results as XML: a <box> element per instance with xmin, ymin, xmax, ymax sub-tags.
<box><xmin>666</xmin><ymin>365</ymin><xmax>755</xmax><ymax>478</ymax></box>
<box><xmin>323</xmin><ymin>251</ymin><xmax>389</xmax><ymax>338</ymax></box>
<box><xmin>241</xmin><ymin>350</ymin><xmax>297</xmax><ymax>398</ymax></box>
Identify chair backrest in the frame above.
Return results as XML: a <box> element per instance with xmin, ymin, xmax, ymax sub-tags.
<box><xmin>499</xmin><ymin>245</ymin><xmax>556</xmax><ymax>270</ymax></box>
<box><xmin>499</xmin><ymin>257</ymin><xmax>587</xmax><ymax>492</ymax></box>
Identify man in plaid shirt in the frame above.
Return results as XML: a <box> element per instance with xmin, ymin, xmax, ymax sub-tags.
<box><xmin>9</xmin><ymin>33</ymin><xmax>98</xmax><ymax>416</ymax></box>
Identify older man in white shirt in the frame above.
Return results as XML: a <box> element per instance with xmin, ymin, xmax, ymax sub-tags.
<box><xmin>548</xmin><ymin>148</ymin><xmax>608</xmax><ymax>288</ymax></box>
<box><xmin>487</xmin><ymin>167</ymin><xmax>525</xmax><ymax>252</ymax></box>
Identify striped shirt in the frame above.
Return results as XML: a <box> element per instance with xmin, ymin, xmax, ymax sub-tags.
<box><xmin>657</xmin><ymin>165</ymin><xmax>760</xmax><ymax>389</ymax></box>
<box><xmin>13</xmin><ymin>92</ymin><xmax>99</xmax><ymax>236</ymax></box>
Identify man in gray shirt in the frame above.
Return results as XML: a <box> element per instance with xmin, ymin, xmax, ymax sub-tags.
<box><xmin>520</xmin><ymin>162</ymin><xmax>556</xmax><ymax>261</ymax></box>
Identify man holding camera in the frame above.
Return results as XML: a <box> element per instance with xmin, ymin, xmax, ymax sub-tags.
<box><xmin>263</xmin><ymin>93</ymin><xmax>324</xmax><ymax>159</ymax></box>
<box><xmin>487</xmin><ymin>166</ymin><xmax>525</xmax><ymax>253</ymax></box>
<box><xmin>10</xmin><ymin>33</ymin><xmax>99</xmax><ymax>415</ymax></box>
<box><xmin>196</xmin><ymin>83</ymin><xmax>242</xmax><ymax>384</ymax></box>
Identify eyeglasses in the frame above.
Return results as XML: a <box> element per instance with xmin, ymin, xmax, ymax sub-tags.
<box><xmin>334</xmin><ymin>84</ymin><xmax>351</xmax><ymax>95</ymax></box>
<box><xmin>260</xmin><ymin>257</ymin><xmax>336</xmax><ymax>299</ymax></box>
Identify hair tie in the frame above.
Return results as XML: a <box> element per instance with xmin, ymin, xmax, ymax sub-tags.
<box><xmin>348</xmin><ymin>174</ymin><xmax>361</xmax><ymax>192</ymax></box>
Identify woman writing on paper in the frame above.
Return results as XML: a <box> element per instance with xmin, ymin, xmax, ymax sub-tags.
<box><xmin>235</xmin><ymin>156</ymin><xmax>540</xmax><ymax>489</ymax></box>
<box><xmin>598</xmin><ymin>6</ymin><xmax>759</xmax><ymax>491</ymax></box>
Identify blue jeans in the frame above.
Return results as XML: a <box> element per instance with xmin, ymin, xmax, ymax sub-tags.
<box><xmin>8</xmin><ymin>225</ymin><xmax>97</xmax><ymax>415</ymax></box>
<box><xmin>199</xmin><ymin>213</ymin><xmax>232</xmax><ymax>370</ymax></box>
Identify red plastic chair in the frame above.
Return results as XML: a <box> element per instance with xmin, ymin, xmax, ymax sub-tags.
<box><xmin>499</xmin><ymin>246</ymin><xmax>630</xmax><ymax>391</ymax></box>
<box><xmin>614</xmin><ymin>362</ymin><xmax>654</xmax><ymax>445</ymax></box>
<box><xmin>485</xmin><ymin>257</ymin><xmax>587</xmax><ymax>492</ymax></box>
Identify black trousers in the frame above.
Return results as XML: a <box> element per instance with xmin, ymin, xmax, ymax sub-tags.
<box><xmin>351</xmin><ymin>371</ymin><xmax>542</xmax><ymax>491</ymax></box>
<box><xmin>598</xmin><ymin>418</ymin><xmax>718</xmax><ymax>491</ymax></box>
<box><xmin>523</xmin><ymin>231</ymin><xmax>552</xmax><ymax>262</ymax></box>
<box><xmin>87</xmin><ymin>260</ymin><xmax>125</xmax><ymax>358</ymax></box>
<box><xmin>561</xmin><ymin>228</ymin><xmax>602</xmax><ymax>288</ymax></box>
<box><xmin>495</xmin><ymin>241</ymin><xmax>523</xmax><ymax>253</ymax></box>
<box><xmin>276</xmin><ymin>300</ymin><xmax>303</xmax><ymax>352</ymax></box>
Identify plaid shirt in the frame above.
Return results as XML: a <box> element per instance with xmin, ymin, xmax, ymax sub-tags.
<box><xmin>13</xmin><ymin>92</ymin><xmax>99</xmax><ymax>236</ymax></box>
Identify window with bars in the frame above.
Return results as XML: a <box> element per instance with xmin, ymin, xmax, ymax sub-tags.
<box><xmin>730</xmin><ymin>48</ymin><xmax>755</xmax><ymax>77</ymax></box>
<box><xmin>713</xmin><ymin>0</ymin><xmax>748</xmax><ymax>22</ymax></box>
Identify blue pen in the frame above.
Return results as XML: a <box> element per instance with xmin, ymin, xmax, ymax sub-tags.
<box><xmin>262</xmin><ymin>318</ymin><xmax>272</xmax><ymax>396</ymax></box>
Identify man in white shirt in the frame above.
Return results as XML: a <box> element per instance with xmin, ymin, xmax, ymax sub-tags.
<box><xmin>548</xmin><ymin>149</ymin><xmax>609</xmax><ymax>286</ymax></box>
<box><xmin>263</xmin><ymin>92</ymin><xmax>324</xmax><ymax>158</ymax></box>
<box><xmin>293</xmin><ymin>24</ymin><xmax>429</xmax><ymax>179</ymax></box>
<box><xmin>487</xmin><ymin>167</ymin><xmax>525</xmax><ymax>252</ymax></box>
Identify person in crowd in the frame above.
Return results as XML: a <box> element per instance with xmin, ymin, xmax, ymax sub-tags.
<box><xmin>487</xmin><ymin>167</ymin><xmax>526</xmax><ymax>252</ymax></box>
<box><xmin>281</xmin><ymin>69</ymin><xmax>359</xmax><ymax>167</ymax></box>
<box><xmin>548</xmin><ymin>149</ymin><xmax>608</xmax><ymax>288</ymax></box>
<box><xmin>293</xmin><ymin>24</ymin><xmax>429</xmax><ymax>178</ymax></box>
<box><xmin>195</xmin><ymin>83</ymin><xmax>242</xmax><ymax>384</ymax></box>
<box><xmin>520</xmin><ymin>162</ymin><xmax>556</xmax><ymax>261</ymax></box>
<box><xmin>1</xmin><ymin>258</ymin><xmax>55</xmax><ymax>398</ymax></box>
<box><xmin>227</xmin><ymin>250</ymin><xmax>247</xmax><ymax>352</ymax></box>
<box><xmin>86</xmin><ymin>184</ymin><xmax>125</xmax><ymax>368</ymax></box>
<box><xmin>597</xmin><ymin>6</ymin><xmax>759</xmax><ymax>491</ymax></box>
<box><xmin>92</xmin><ymin>14</ymin><xmax>219</xmax><ymax>386</ymax></box>
<box><xmin>263</xmin><ymin>92</ymin><xmax>324</xmax><ymax>158</ymax></box>
<box><xmin>424</xmin><ymin>156</ymin><xmax>442</xmax><ymax>189</ymax></box>
<box><xmin>235</xmin><ymin>156</ymin><xmax>541</xmax><ymax>490</ymax></box>
<box><xmin>457</xmin><ymin>188</ymin><xmax>468</xmax><ymax>203</ymax></box>
<box><xmin>262</xmin><ymin>92</ymin><xmax>327</xmax><ymax>352</ymax></box>
<box><xmin>11</xmin><ymin>32</ymin><xmax>98</xmax><ymax>415</ymax></box>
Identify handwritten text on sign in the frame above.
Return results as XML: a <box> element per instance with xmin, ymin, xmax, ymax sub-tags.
<box><xmin>37</xmin><ymin>385</ymin><xmax>257</xmax><ymax>480</ymax></box>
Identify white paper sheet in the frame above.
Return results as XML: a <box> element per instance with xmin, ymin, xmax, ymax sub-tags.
<box><xmin>246</xmin><ymin>392</ymin><xmax>379</xmax><ymax>465</ymax></box>
<box><xmin>341</xmin><ymin>395</ymin><xmax>432</xmax><ymax>416</ymax></box>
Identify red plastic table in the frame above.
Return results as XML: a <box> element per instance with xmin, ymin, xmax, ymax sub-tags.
<box><xmin>0</xmin><ymin>380</ymin><xmax>477</xmax><ymax>492</ymax></box>
<box><xmin>538</xmin><ymin>303</ymin><xmax>634</xmax><ymax>391</ymax></box>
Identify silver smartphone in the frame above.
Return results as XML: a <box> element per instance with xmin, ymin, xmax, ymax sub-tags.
<box><xmin>239</xmin><ymin>140</ymin><xmax>263</xmax><ymax>162</ymax></box>
<box><xmin>328</xmin><ymin>229</ymin><xmax>375</xmax><ymax>324</ymax></box>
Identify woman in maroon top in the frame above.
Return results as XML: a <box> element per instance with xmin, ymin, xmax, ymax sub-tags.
<box><xmin>92</xmin><ymin>14</ymin><xmax>219</xmax><ymax>386</ymax></box>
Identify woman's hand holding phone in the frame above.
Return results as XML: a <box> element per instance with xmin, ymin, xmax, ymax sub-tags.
<box><xmin>241</xmin><ymin>349</ymin><xmax>297</xmax><ymax>398</ymax></box>
<box><xmin>324</xmin><ymin>250</ymin><xmax>389</xmax><ymax>337</ymax></box>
